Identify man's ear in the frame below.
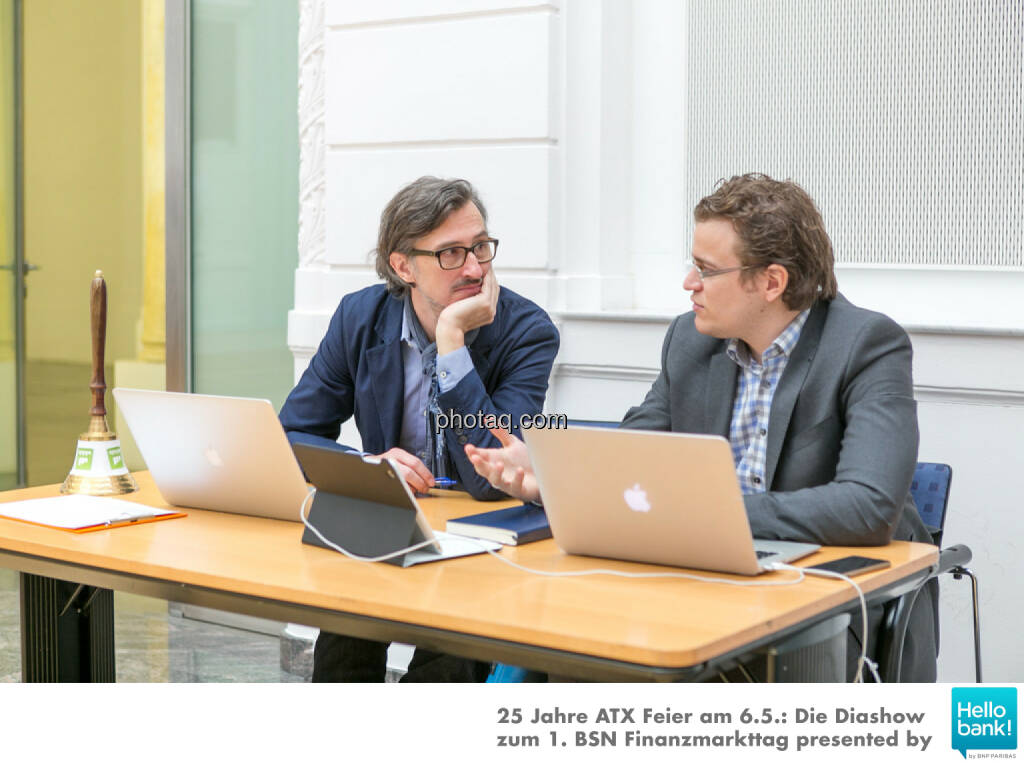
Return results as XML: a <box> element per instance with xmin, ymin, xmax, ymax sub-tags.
<box><xmin>762</xmin><ymin>263</ymin><xmax>789</xmax><ymax>304</ymax></box>
<box><xmin>389</xmin><ymin>252</ymin><xmax>416</xmax><ymax>285</ymax></box>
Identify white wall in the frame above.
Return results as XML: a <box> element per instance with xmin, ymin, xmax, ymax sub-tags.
<box><xmin>293</xmin><ymin>0</ymin><xmax>1023</xmax><ymax>681</ymax></box>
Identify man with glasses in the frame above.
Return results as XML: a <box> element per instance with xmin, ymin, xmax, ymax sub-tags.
<box><xmin>468</xmin><ymin>173</ymin><xmax>938</xmax><ymax>682</ymax></box>
<box><xmin>280</xmin><ymin>176</ymin><xmax>558</xmax><ymax>681</ymax></box>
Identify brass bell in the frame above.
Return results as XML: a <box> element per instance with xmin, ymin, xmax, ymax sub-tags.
<box><xmin>61</xmin><ymin>271</ymin><xmax>138</xmax><ymax>496</ymax></box>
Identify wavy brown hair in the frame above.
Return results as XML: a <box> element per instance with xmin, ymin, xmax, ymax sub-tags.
<box><xmin>694</xmin><ymin>174</ymin><xmax>837</xmax><ymax>310</ymax></box>
<box><xmin>375</xmin><ymin>177</ymin><xmax>488</xmax><ymax>297</ymax></box>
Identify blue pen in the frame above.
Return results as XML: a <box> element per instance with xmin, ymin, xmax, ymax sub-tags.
<box><xmin>433</xmin><ymin>477</ymin><xmax>458</xmax><ymax>488</ymax></box>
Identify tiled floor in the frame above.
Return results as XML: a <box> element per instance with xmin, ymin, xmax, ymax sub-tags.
<box><xmin>0</xmin><ymin>568</ymin><xmax>309</xmax><ymax>683</ymax></box>
<box><xmin>0</xmin><ymin>570</ymin><xmax>20</xmax><ymax>682</ymax></box>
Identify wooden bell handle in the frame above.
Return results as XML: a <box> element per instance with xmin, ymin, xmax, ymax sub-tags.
<box><xmin>90</xmin><ymin>270</ymin><xmax>107</xmax><ymax>417</ymax></box>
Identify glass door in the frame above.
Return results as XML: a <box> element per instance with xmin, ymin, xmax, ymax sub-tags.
<box><xmin>190</xmin><ymin>0</ymin><xmax>297</xmax><ymax>409</ymax></box>
<box><xmin>0</xmin><ymin>0</ymin><xmax>22</xmax><ymax>489</ymax></box>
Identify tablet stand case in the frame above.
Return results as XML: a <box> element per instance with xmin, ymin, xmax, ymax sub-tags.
<box><xmin>292</xmin><ymin>441</ymin><xmax>436</xmax><ymax>567</ymax></box>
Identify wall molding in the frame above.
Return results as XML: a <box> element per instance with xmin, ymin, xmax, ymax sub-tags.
<box><xmin>552</xmin><ymin>370</ymin><xmax>1024</xmax><ymax>409</ymax></box>
<box><xmin>557</xmin><ymin>310</ymin><xmax>673</xmax><ymax>325</ymax></box>
<box><xmin>836</xmin><ymin>264</ymin><xmax>1024</xmax><ymax>335</ymax></box>
<box><xmin>327</xmin><ymin>137</ymin><xmax>557</xmax><ymax>151</ymax></box>
<box><xmin>287</xmin><ymin>302</ymin><xmax>1024</xmax><ymax>394</ymax></box>
<box><xmin>326</xmin><ymin>4</ymin><xmax>559</xmax><ymax>31</ymax></box>
<box><xmin>298</xmin><ymin>0</ymin><xmax>326</xmax><ymax>267</ymax></box>
<box><xmin>913</xmin><ymin>385</ymin><xmax>1024</xmax><ymax>407</ymax></box>
<box><xmin>554</xmin><ymin>363</ymin><xmax>658</xmax><ymax>383</ymax></box>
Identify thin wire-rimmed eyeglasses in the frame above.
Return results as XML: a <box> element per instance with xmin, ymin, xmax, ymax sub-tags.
<box><xmin>407</xmin><ymin>238</ymin><xmax>499</xmax><ymax>270</ymax></box>
<box><xmin>687</xmin><ymin>259</ymin><xmax>765</xmax><ymax>281</ymax></box>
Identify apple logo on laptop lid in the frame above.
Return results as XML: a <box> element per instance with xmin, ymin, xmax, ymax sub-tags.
<box><xmin>205</xmin><ymin>448</ymin><xmax>225</xmax><ymax>468</ymax></box>
<box><xmin>623</xmin><ymin>483</ymin><xmax>652</xmax><ymax>513</ymax></box>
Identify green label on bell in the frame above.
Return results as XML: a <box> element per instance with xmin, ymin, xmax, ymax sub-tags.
<box><xmin>75</xmin><ymin>447</ymin><xmax>94</xmax><ymax>470</ymax></box>
<box><xmin>107</xmin><ymin>446</ymin><xmax>124</xmax><ymax>470</ymax></box>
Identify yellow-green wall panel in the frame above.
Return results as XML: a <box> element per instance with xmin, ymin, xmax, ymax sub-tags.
<box><xmin>23</xmin><ymin>0</ymin><xmax>142</xmax><ymax>364</ymax></box>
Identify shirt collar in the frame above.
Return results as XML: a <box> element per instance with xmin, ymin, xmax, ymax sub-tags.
<box><xmin>400</xmin><ymin>293</ymin><xmax>426</xmax><ymax>350</ymax></box>
<box><xmin>727</xmin><ymin>308</ymin><xmax>810</xmax><ymax>369</ymax></box>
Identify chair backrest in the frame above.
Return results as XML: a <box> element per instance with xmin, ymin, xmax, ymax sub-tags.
<box><xmin>567</xmin><ymin>419</ymin><xmax>619</xmax><ymax>428</ymax></box>
<box><xmin>909</xmin><ymin>462</ymin><xmax>953</xmax><ymax>546</ymax></box>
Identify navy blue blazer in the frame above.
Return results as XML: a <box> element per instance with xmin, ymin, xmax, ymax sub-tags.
<box><xmin>280</xmin><ymin>284</ymin><xmax>559</xmax><ymax>500</ymax></box>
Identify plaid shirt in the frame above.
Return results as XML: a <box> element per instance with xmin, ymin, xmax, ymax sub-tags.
<box><xmin>727</xmin><ymin>310</ymin><xmax>810</xmax><ymax>495</ymax></box>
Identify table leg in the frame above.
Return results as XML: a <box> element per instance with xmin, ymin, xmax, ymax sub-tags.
<box><xmin>19</xmin><ymin>573</ymin><xmax>115</xmax><ymax>682</ymax></box>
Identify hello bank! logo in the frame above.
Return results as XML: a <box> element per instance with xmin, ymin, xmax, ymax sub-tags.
<box><xmin>952</xmin><ymin>687</ymin><xmax>1017</xmax><ymax>758</ymax></box>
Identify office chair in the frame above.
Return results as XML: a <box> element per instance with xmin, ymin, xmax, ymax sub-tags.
<box><xmin>877</xmin><ymin>462</ymin><xmax>982</xmax><ymax>682</ymax></box>
<box><xmin>565</xmin><ymin>418</ymin><xmax>619</xmax><ymax>428</ymax></box>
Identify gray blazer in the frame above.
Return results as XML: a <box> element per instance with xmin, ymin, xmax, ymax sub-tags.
<box><xmin>621</xmin><ymin>294</ymin><xmax>937</xmax><ymax>681</ymax></box>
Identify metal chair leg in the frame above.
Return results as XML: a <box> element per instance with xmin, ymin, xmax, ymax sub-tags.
<box><xmin>952</xmin><ymin>566</ymin><xmax>982</xmax><ymax>683</ymax></box>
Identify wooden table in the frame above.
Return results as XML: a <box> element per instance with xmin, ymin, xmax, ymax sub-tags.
<box><xmin>0</xmin><ymin>473</ymin><xmax>938</xmax><ymax>681</ymax></box>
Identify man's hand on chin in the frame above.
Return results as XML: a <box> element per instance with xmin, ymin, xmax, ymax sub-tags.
<box><xmin>435</xmin><ymin>268</ymin><xmax>500</xmax><ymax>355</ymax></box>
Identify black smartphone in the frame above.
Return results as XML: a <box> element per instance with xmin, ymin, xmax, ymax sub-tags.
<box><xmin>806</xmin><ymin>555</ymin><xmax>891</xmax><ymax>576</ymax></box>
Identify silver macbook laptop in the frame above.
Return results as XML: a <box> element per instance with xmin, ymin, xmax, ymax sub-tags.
<box><xmin>112</xmin><ymin>388</ymin><xmax>309</xmax><ymax>521</ymax></box>
<box><xmin>523</xmin><ymin>426</ymin><xmax>819</xmax><ymax>575</ymax></box>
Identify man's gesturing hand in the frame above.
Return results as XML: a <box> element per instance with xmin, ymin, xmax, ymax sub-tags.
<box><xmin>464</xmin><ymin>427</ymin><xmax>541</xmax><ymax>503</ymax></box>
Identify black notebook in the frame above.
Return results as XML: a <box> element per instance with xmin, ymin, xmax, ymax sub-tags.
<box><xmin>445</xmin><ymin>503</ymin><xmax>551</xmax><ymax>546</ymax></box>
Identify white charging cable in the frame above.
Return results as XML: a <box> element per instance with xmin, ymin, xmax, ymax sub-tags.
<box><xmin>300</xmin><ymin>489</ymin><xmax>893</xmax><ymax>685</ymax></box>
<box><xmin>476</xmin><ymin>543</ymin><xmax>807</xmax><ymax>585</ymax></box>
<box><xmin>299</xmin><ymin>487</ymin><xmax>440</xmax><ymax>563</ymax></box>
<box><xmin>301</xmin><ymin>487</ymin><xmax>807</xmax><ymax>586</ymax></box>
<box><xmin>769</xmin><ymin>562</ymin><xmax>879</xmax><ymax>683</ymax></box>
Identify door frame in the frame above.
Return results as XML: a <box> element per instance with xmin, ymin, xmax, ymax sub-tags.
<box><xmin>165</xmin><ymin>0</ymin><xmax>190</xmax><ymax>394</ymax></box>
<box><xmin>4</xmin><ymin>0</ymin><xmax>27</xmax><ymax>487</ymax></box>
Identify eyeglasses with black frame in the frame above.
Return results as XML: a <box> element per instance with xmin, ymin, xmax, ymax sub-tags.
<box><xmin>407</xmin><ymin>238</ymin><xmax>499</xmax><ymax>270</ymax></box>
<box><xmin>688</xmin><ymin>258</ymin><xmax>765</xmax><ymax>281</ymax></box>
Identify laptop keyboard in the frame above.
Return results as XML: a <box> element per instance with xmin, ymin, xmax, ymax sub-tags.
<box><xmin>755</xmin><ymin>550</ymin><xmax>773</xmax><ymax>559</ymax></box>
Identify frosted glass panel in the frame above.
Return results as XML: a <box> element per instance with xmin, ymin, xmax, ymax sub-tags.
<box><xmin>191</xmin><ymin>0</ymin><xmax>298</xmax><ymax>409</ymax></box>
